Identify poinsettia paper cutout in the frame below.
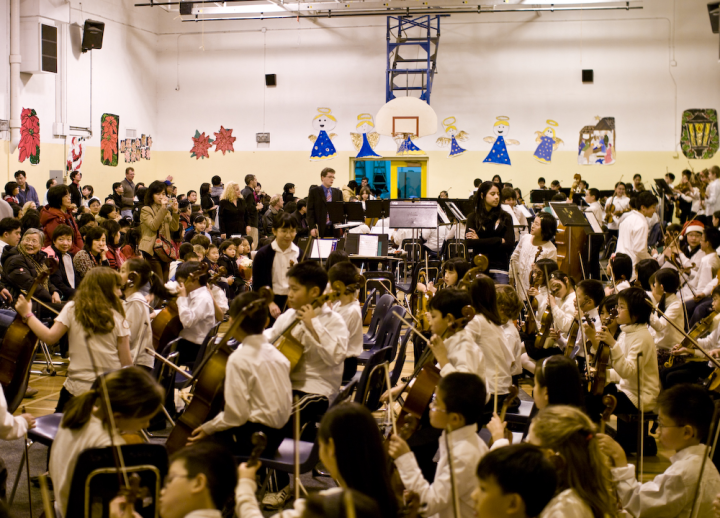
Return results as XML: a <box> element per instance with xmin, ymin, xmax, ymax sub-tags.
<box><xmin>101</xmin><ymin>113</ymin><xmax>119</xmax><ymax>166</ymax></box>
<box><xmin>18</xmin><ymin>108</ymin><xmax>40</xmax><ymax>164</ymax></box>
<box><xmin>214</xmin><ymin>126</ymin><xmax>236</xmax><ymax>155</ymax></box>
<box><xmin>190</xmin><ymin>130</ymin><xmax>213</xmax><ymax>160</ymax></box>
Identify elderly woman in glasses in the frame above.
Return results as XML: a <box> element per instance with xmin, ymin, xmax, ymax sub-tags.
<box><xmin>1</xmin><ymin>228</ymin><xmax>63</xmax><ymax>304</ymax></box>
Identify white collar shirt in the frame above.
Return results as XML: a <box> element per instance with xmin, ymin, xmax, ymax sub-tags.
<box><xmin>421</xmin><ymin>226</ymin><xmax>450</xmax><ymax>253</ymax></box>
<box><xmin>706</xmin><ymin>179</ymin><xmax>720</xmax><ymax>216</ymax></box>
<box><xmin>270</xmin><ymin>240</ymin><xmax>299</xmax><ymax>296</ymax></box>
<box><xmin>0</xmin><ymin>385</ymin><xmax>27</xmax><ymax>440</ymax></box>
<box><xmin>332</xmin><ymin>300</ymin><xmax>363</xmax><ymax>358</ymax></box>
<box><xmin>124</xmin><ymin>292</ymin><xmax>154</xmax><ymax>368</ymax></box>
<box><xmin>612</xmin><ymin>444</ymin><xmax>720</xmax><ymax>518</ymax></box>
<box><xmin>587</xmin><ymin>201</ymin><xmax>605</xmax><ymax>227</ymax></box>
<box><xmin>609</xmin><ymin>323</ymin><xmax>660</xmax><ymax>409</ymax></box>
<box><xmin>177</xmin><ymin>287</ymin><xmax>216</xmax><ymax>345</ymax></box>
<box><xmin>439</xmin><ymin>328</ymin><xmax>487</xmax><ymax>389</ymax></box>
<box><xmin>510</xmin><ymin>234</ymin><xmax>557</xmax><ymax>296</ymax></box>
<box><xmin>264</xmin><ymin>305</ymin><xmax>349</xmax><ymax>398</ymax></box>
<box><xmin>539</xmin><ymin>488</ymin><xmax>594</xmax><ymax>518</ymax></box>
<box><xmin>616</xmin><ymin>210</ymin><xmax>650</xmax><ymax>268</ymax></box>
<box><xmin>395</xmin><ymin>424</ymin><xmax>488</xmax><ymax>518</ymax></box>
<box><xmin>500</xmin><ymin>322</ymin><xmax>523</xmax><ymax>376</ymax></box>
<box><xmin>551</xmin><ymin>291</ymin><xmax>577</xmax><ymax>335</ymax></box>
<box><xmin>201</xmin><ymin>334</ymin><xmax>292</xmax><ymax>435</ymax></box>
<box><xmin>466</xmin><ymin>314</ymin><xmax>513</xmax><ymax>395</ymax></box>
<box><xmin>682</xmin><ymin>252</ymin><xmax>720</xmax><ymax>300</ymax></box>
<box><xmin>648</xmin><ymin>293</ymin><xmax>685</xmax><ymax>350</ymax></box>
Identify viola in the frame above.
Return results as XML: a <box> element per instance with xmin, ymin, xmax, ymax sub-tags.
<box><xmin>0</xmin><ymin>258</ymin><xmax>57</xmax><ymax>413</ymax></box>
<box><xmin>599</xmin><ymin>394</ymin><xmax>617</xmax><ymax>434</ymax></box>
<box><xmin>165</xmin><ymin>287</ymin><xmax>274</xmax><ymax>454</ymax></box>
<box><xmin>590</xmin><ymin>307</ymin><xmax>618</xmax><ymax>395</ymax></box>
<box><xmin>152</xmin><ymin>262</ymin><xmax>210</xmax><ymax>351</ymax></box>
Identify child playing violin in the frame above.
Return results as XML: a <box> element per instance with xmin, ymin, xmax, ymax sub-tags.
<box><xmin>605</xmin><ymin>252</ymin><xmax>633</xmax><ymax>296</ymax></box>
<box><xmin>509</xmin><ymin>213</ymin><xmax>557</xmax><ymax>297</ymax></box>
<box><xmin>328</xmin><ymin>261</ymin><xmax>363</xmax><ymax>383</ymax></box>
<box><xmin>417</xmin><ymin>257</ymin><xmax>470</xmax><ymax>296</ymax></box>
<box><xmin>389</xmin><ymin>373</ymin><xmax>489</xmax><ymax>518</ymax></box>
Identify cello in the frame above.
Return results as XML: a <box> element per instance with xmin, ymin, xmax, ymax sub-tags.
<box><xmin>151</xmin><ymin>262</ymin><xmax>210</xmax><ymax>351</ymax></box>
<box><xmin>0</xmin><ymin>258</ymin><xmax>57</xmax><ymax>413</ymax></box>
<box><xmin>165</xmin><ymin>287</ymin><xmax>274</xmax><ymax>454</ymax></box>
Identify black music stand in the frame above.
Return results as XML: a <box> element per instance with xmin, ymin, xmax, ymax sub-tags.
<box><xmin>365</xmin><ymin>199</ymin><xmax>391</xmax><ymax>234</ymax></box>
<box><xmin>655</xmin><ymin>178</ymin><xmax>674</xmax><ymax>225</ymax></box>
<box><xmin>390</xmin><ymin>200</ymin><xmax>439</xmax><ymax>259</ymax></box>
<box><xmin>530</xmin><ymin>190</ymin><xmax>556</xmax><ymax>205</ymax></box>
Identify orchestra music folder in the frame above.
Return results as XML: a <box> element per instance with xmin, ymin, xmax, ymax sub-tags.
<box><xmin>550</xmin><ymin>202</ymin><xmax>592</xmax><ymax>229</ymax></box>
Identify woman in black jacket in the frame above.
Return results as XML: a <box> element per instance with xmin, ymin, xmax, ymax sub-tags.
<box><xmin>465</xmin><ymin>180</ymin><xmax>515</xmax><ymax>283</ymax></box>
<box><xmin>200</xmin><ymin>182</ymin><xmax>217</xmax><ymax>221</ymax></box>
<box><xmin>282</xmin><ymin>183</ymin><xmax>296</xmax><ymax>205</ymax></box>
<box><xmin>2</xmin><ymin>228</ymin><xmax>63</xmax><ymax>303</ymax></box>
<box><xmin>218</xmin><ymin>182</ymin><xmax>249</xmax><ymax>238</ymax></box>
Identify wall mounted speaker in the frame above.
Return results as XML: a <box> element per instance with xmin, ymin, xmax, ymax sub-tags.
<box><xmin>180</xmin><ymin>2</ymin><xmax>194</xmax><ymax>15</ymax></box>
<box><xmin>81</xmin><ymin>19</ymin><xmax>105</xmax><ymax>52</ymax></box>
<box><xmin>709</xmin><ymin>2</ymin><xmax>719</xmax><ymax>34</ymax></box>
<box><xmin>265</xmin><ymin>74</ymin><xmax>277</xmax><ymax>87</ymax></box>
<box><xmin>582</xmin><ymin>69</ymin><xmax>594</xmax><ymax>83</ymax></box>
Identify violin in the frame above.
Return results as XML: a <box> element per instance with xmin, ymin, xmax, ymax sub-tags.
<box><xmin>590</xmin><ymin>307</ymin><xmax>618</xmax><ymax>395</ymax></box>
<box><xmin>414</xmin><ymin>256</ymin><xmax>432</xmax><ymax>332</ymax></box>
<box><xmin>207</xmin><ymin>266</ymin><xmax>228</xmax><ymax>287</ymax></box>
<box><xmin>604</xmin><ymin>174</ymin><xmax>625</xmax><ymax>224</ymax></box>
<box><xmin>152</xmin><ymin>262</ymin><xmax>210</xmax><ymax>351</ymax></box>
<box><xmin>165</xmin><ymin>287</ymin><xmax>274</xmax><ymax>454</ymax></box>
<box><xmin>666</xmin><ymin>310</ymin><xmax>718</xmax><ymax>368</ymax></box>
<box><xmin>0</xmin><ymin>258</ymin><xmax>57</xmax><ymax>413</ymax></box>
<box><xmin>457</xmin><ymin>254</ymin><xmax>489</xmax><ymax>290</ymax></box>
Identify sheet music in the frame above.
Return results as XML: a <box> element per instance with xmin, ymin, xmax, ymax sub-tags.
<box><xmin>583</xmin><ymin>211</ymin><xmax>604</xmax><ymax>234</ymax></box>
<box><xmin>517</xmin><ymin>205</ymin><xmax>532</xmax><ymax>218</ymax></box>
<box><xmin>358</xmin><ymin>235</ymin><xmax>379</xmax><ymax>257</ymax></box>
<box><xmin>310</xmin><ymin>239</ymin><xmax>338</xmax><ymax>259</ymax></box>
<box><xmin>437</xmin><ymin>206</ymin><xmax>451</xmax><ymax>225</ymax></box>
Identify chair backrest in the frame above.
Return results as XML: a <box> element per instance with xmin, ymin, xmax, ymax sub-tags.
<box><xmin>364</xmin><ymin>271</ymin><xmax>396</xmax><ymax>299</ymax></box>
<box><xmin>401</xmin><ymin>238</ymin><xmax>422</xmax><ymax>263</ymax></box>
<box><xmin>361</xmin><ymin>288</ymin><xmax>377</xmax><ymax>321</ymax></box>
<box><xmin>66</xmin><ymin>444</ymin><xmax>168</xmax><ymax>518</ymax></box>
<box><xmin>331</xmin><ymin>378</ymin><xmax>358</xmax><ymax>407</ymax></box>
<box><xmin>447</xmin><ymin>241</ymin><xmax>467</xmax><ymax>260</ymax></box>
<box><xmin>376</xmin><ymin>306</ymin><xmax>407</xmax><ymax>360</ymax></box>
<box><xmin>354</xmin><ymin>346</ymin><xmax>392</xmax><ymax>411</ymax></box>
<box><xmin>364</xmin><ymin>293</ymin><xmax>394</xmax><ymax>340</ymax></box>
<box><xmin>390</xmin><ymin>322</ymin><xmax>415</xmax><ymax>387</ymax></box>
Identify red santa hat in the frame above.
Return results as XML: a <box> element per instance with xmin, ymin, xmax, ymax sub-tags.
<box><xmin>682</xmin><ymin>220</ymin><xmax>704</xmax><ymax>236</ymax></box>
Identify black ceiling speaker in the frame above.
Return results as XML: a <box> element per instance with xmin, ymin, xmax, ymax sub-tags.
<box><xmin>709</xmin><ymin>2</ymin><xmax>719</xmax><ymax>34</ymax></box>
<box><xmin>582</xmin><ymin>69</ymin><xmax>594</xmax><ymax>83</ymax></box>
<box><xmin>180</xmin><ymin>2</ymin><xmax>194</xmax><ymax>15</ymax></box>
<box><xmin>81</xmin><ymin>19</ymin><xmax>105</xmax><ymax>52</ymax></box>
<box><xmin>265</xmin><ymin>74</ymin><xmax>277</xmax><ymax>87</ymax></box>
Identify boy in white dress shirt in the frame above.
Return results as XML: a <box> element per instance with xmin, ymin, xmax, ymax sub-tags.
<box><xmin>598</xmin><ymin>384</ymin><xmax>720</xmax><ymax>518</ymax></box>
<box><xmin>262</xmin><ymin>261</ymin><xmax>348</xmax><ymax>509</ymax></box>
<box><xmin>175</xmin><ymin>261</ymin><xmax>218</xmax><ymax>366</ymax></box>
<box><xmin>616</xmin><ymin>191</ymin><xmax>657</xmax><ymax>269</ymax></box>
<box><xmin>328</xmin><ymin>261</ymin><xmax>363</xmax><ymax>382</ymax></box>
<box><xmin>188</xmin><ymin>292</ymin><xmax>292</xmax><ymax>457</ymax></box>
<box><xmin>389</xmin><ymin>373</ymin><xmax>489</xmax><ymax>518</ymax></box>
<box><xmin>648</xmin><ymin>269</ymin><xmax>685</xmax><ymax>352</ymax></box>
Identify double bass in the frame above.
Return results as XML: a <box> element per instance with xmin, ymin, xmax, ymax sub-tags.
<box><xmin>0</xmin><ymin>259</ymin><xmax>57</xmax><ymax>413</ymax></box>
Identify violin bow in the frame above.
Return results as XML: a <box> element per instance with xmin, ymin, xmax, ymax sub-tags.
<box><xmin>383</xmin><ymin>363</ymin><xmax>397</xmax><ymax>436</ymax></box>
<box><xmin>444</xmin><ymin>427</ymin><xmax>461</xmax><ymax>518</ymax></box>
<box><xmin>636</xmin><ymin>352</ymin><xmax>644</xmax><ymax>480</ymax></box>
<box><xmin>644</xmin><ymin>300</ymin><xmax>720</xmax><ymax>370</ymax></box>
<box><xmin>512</xmin><ymin>265</ymin><xmax>540</xmax><ymax>330</ymax></box>
<box><xmin>376</xmin><ymin>279</ymin><xmax>423</xmax><ymax>328</ymax></box>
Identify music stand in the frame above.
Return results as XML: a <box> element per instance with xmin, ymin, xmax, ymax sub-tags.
<box><xmin>345</xmin><ymin>202</ymin><xmax>365</xmax><ymax>223</ymax></box>
<box><xmin>551</xmin><ymin>202</ymin><xmax>592</xmax><ymax>278</ymax></box>
<box><xmin>530</xmin><ymin>190</ymin><xmax>556</xmax><ymax>205</ymax></box>
<box><xmin>365</xmin><ymin>199</ymin><xmax>391</xmax><ymax>234</ymax></box>
<box><xmin>655</xmin><ymin>178</ymin><xmax>674</xmax><ymax>225</ymax></box>
<box><xmin>390</xmin><ymin>200</ymin><xmax>439</xmax><ymax>259</ymax></box>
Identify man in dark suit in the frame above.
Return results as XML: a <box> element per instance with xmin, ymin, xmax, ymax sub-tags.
<box><xmin>307</xmin><ymin>168</ymin><xmax>343</xmax><ymax>238</ymax></box>
<box><xmin>241</xmin><ymin>174</ymin><xmax>264</xmax><ymax>250</ymax></box>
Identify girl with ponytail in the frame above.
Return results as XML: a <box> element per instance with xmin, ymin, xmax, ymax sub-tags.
<box><xmin>527</xmin><ymin>405</ymin><xmax>616</xmax><ymax>518</ymax></box>
<box><xmin>120</xmin><ymin>258</ymin><xmax>173</xmax><ymax>369</ymax></box>
<box><xmin>49</xmin><ymin>367</ymin><xmax>164</xmax><ymax>517</ymax></box>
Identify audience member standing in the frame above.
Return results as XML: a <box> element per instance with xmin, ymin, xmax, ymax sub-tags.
<box><xmin>242</xmin><ymin>174</ymin><xmax>264</xmax><ymax>250</ymax></box>
<box><xmin>120</xmin><ymin>167</ymin><xmax>136</xmax><ymax>219</ymax></box>
<box><xmin>68</xmin><ymin>171</ymin><xmax>82</xmax><ymax>210</ymax></box>
<box><xmin>218</xmin><ymin>182</ymin><xmax>249</xmax><ymax>239</ymax></box>
<box><xmin>14</xmin><ymin>171</ymin><xmax>39</xmax><ymax>206</ymax></box>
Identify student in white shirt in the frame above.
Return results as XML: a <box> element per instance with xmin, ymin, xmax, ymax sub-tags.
<box><xmin>496</xmin><ymin>285</ymin><xmax>523</xmax><ymax>377</ymax></box>
<box><xmin>526</xmin><ymin>405</ymin><xmax>617</xmax><ymax>518</ymax></box>
<box><xmin>120</xmin><ymin>258</ymin><xmax>175</xmax><ymax>370</ymax></box>
<box><xmin>500</xmin><ymin>187</ymin><xmax>524</xmax><ymax>241</ymax></box>
<box><xmin>604</xmin><ymin>181</ymin><xmax>631</xmax><ymax>235</ymax></box>
<box><xmin>49</xmin><ymin>367</ymin><xmax>163</xmax><ymax>517</ymax></box>
<box><xmin>681</xmin><ymin>227</ymin><xmax>720</xmax><ymax>302</ymax></box>
<box><xmin>593</xmin><ymin>287</ymin><xmax>661</xmax><ymax>455</ymax></box>
<box><xmin>15</xmin><ymin>267</ymin><xmax>132</xmax><ymax>413</ymax></box>
<box><xmin>174</xmin><ymin>260</ymin><xmax>217</xmax><ymax>366</ymax></box>
<box><xmin>584</xmin><ymin>188</ymin><xmax>604</xmax><ymax>227</ymax></box>
<box><xmin>510</xmin><ymin>213</ymin><xmax>557</xmax><ymax>297</ymax></box>
<box><xmin>328</xmin><ymin>261</ymin><xmax>363</xmax><ymax>382</ymax></box>
<box><xmin>188</xmin><ymin>292</ymin><xmax>292</xmax><ymax>457</ymax></box>
<box><xmin>606</xmin><ymin>252</ymin><xmax>633</xmax><ymax>296</ymax></box>
<box><xmin>598</xmin><ymin>384</ymin><xmax>720</xmax><ymax>518</ymax></box>
<box><xmin>705</xmin><ymin>166</ymin><xmax>720</xmax><ymax>217</ymax></box>
<box><xmin>616</xmin><ymin>191</ymin><xmax>657</xmax><ymax>268</ymax></box>
<box><xmin>262</xmin><ymin>261</ymin><xmax>348</xmax><ymax>508</ymax></box>
<box><xmin>547</xmin><ymin>270</ymin><xmax>577</xmax><ymax>335</ymax></box>
<box><xmin>465</xmin><ymin>275</ymin><xmax>515</xmax><ymax>414</ymax></box>
<box><xmin>252</xmin><ymin>213</ymin><xmax>299</xmax><ymax>320</ymax></box>
<box><xmin>648</xmin><ymin>268</ymin><xmax>685</xmax><ymax>352</ymax></box>
<box><xmin>389</xmin><ymin>373</ymin><xmax>489</xmax><ymax>518</ymax></box>
<box><xmin>0</xmin><ymin>385</ymin><xmax>35</xmax><ymax>499</ymax></box>
<box><xmin>473</xmin><ymin>444</ymin><xmax>558</xmax><ymax>518</ymax></box>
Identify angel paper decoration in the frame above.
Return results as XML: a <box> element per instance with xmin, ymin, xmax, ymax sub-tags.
<box><xmin>483</xmin><ymin>116</ymin><xmax>519</xmax><ymax>166</ymax></box>
<box><xmin>436</xmin><ymin>117</ymin><xmax>469</xmax><ymax>158</ymax></box>
<box><xmin>533</xmin><ymin>120</ymin><xmax>563</xmax><ymax>164</ymax></box>
<box><xmin>309</xmin><ymin>108</ymin><xmax>337</xmax><ymax>161</ymax></box>
<box><xmin>394</xmin><ymin>133</ymin><xmax>424</xmax><ymax>156</ymax></box>
<box><xmin>350</xmin><ymin>114</ymin><xmax>381</xmax><ymax>158</ymax></box>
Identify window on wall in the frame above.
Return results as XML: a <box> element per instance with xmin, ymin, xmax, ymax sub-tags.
<box><xmin>353</xmin><ymin>161</ymin><xmax>390</xmax><ymax>199</ymax></box>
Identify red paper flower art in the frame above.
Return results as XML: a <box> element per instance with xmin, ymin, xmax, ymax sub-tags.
<box><xmin>101</xmin><ymin>113</ymin><xmax>119</xmax><ymax>166</ymax></box>
<box><xmin>190</xmin><ymin>130</ymin><xmax>213</xmax><ymax>160</ymax></box>
<box><xmin>18</xmin><ymin>108</ymin><xmax>40</xmax><ymax>164</ymax></box>
<box><xmin>214</xmin><ymin>126</ymin><xmax>236</xmax><ymax>155</ymax></box>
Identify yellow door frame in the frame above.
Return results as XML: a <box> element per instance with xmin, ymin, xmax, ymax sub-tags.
<box><xmin>349</xmin><ymin>157</ymin><xmax>428</xmax><ymax>198</ymax></box>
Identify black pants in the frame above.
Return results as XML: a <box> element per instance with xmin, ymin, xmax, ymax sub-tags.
<box><xmin>210</xmin><ymin>421</ymin><xmax>286</xmax><ymax>458</ymax></box>
<box><xmin>523</xmin><ymin>332</ymin><xmax>562</xmax><ymax>361</ymax></box>
<box><xmin>176</xmin><ymin>338</ymin><xmax>201</xmax><ymax>367</ymax></box>
<box><xmin>586</xmin><ymin>383</ymin><xmax>656</xmax><ymax>455</ymax></box>
<box><xmin>660</xmin><ymin>360</ymin><xmax>713</xmax><ymax>389</ymax></box>
<box><xmin>55</xmin><ymin>386</ymin><xmax>74</xmax><ymax>413</ymax></box>
<box><xmin>342</xmin><ymin>357</ymin><xmax>358</xmax><ymax>383</ymax></box>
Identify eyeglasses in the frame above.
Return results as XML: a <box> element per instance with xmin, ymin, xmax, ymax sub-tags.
<box><xmin>656</xmin><ymin>420</ymin><xmax>682</xmax><ymax>430</ymax></box>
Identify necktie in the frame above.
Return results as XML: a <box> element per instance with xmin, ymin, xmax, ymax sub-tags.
<box><xmin>326</xmin><ymin>187</ymin><xmax>332</xmax><ymax>225</ymax></box>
